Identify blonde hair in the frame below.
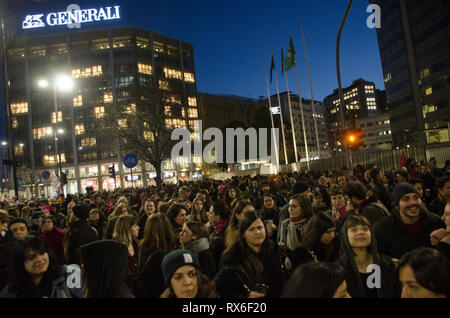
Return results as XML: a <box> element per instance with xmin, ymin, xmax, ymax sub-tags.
<box><xmin>113</xmin><ymin>215</ymin><xmax>136</xmax><ymax>247</ymax></box>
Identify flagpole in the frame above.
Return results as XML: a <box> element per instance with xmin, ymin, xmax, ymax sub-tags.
<box><xmin>281</xmin><ymin>40</ymin><xmax>299</xmax><ymax>165</ymax></box>
<box><xmin>263</xmin><ymin>56</ymin><xmax>280</xmax><ymax>171</ymax></box>
<box><xmin>272</xmin><ymin>49</ymin><xmax>289</xmax><ymax>165</ymax></box>
<box><xmin>300</xmin><ymin>23</ymin><xmax>321</xmax><ymax>160</ymax></box>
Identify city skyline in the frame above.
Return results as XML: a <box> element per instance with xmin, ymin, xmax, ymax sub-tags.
<box><xmin>2</xmin><ymin>0</ymin><xmax>385</xmax><ymax>101</ymax></box>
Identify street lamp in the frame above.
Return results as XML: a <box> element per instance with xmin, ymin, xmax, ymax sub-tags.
<box><xmin>1</xmin><ymin>141</ymin><xmax>6</xmax><ymax>146</ymax></box>
<box><xmin>38</xmin><ymin>75</ymin><xmax>73</xmax><ymax>183</ymax></box>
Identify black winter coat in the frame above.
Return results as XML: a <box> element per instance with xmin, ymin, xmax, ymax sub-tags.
<box><xmin>370</xmin><ymin>180</ymin><xmax>393</xmax><ymax>212</ymax></box>
<box><xmin>210</xmin><ymin>228</ymin><xmax>226</xmax><ymax>266</ymax></box>
<box><xmin>64</xmin><ymin>221</ymin><xmax>98</xmax><ymax>265</ymax></box>
<box><xmin>214</xmin><ymin>241</ymin><xmax>284</xmax><ymax>298</ymax></box>
<box><xmin>374</xmin><ymin>207</ymin><xmax>445</xmax><ymax>259</ymax></box>
<box><xmin>338</xmin><ymin>221</ymin><xmax>399</xmax><ymax>298</ymax></box>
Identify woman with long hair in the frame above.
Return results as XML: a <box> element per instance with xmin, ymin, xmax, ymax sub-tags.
<box><xmin>215</xmin><ymin>211</ymin><xmax>284</xmax><ymax>298</ymax></box>
<box><xmin>225</xmin><ymin>199</ymin><xmax>255</xmax><ymax>249</ymax></box>
<box><xmin>188</xmin><ymin>197</ymin><xmax>208</xmax><ymax>224</ymax></box>
<box><xmin>104</xmin><ymin>204</ymin><xmax>135</xmax><ymax>239</ymax></box>
<box><xmin>0</xmin><ymin>236</ymin><xmax>84</xmax><ymax>298</ymax></box>
<box><xmin>113</xmin><ymin>215</ymin><xmax>140</xmax><ymax>295</ymax></box>
<box><xmin>138</xmin><ymin>213</ymin><xmax>177</xmax><ymax>298</ymax></box>
<box><xmin>338</xmin><ymin>215</ymin><xmax>399</xmax><ymax>298</ymax></box>
<box><xmin>291</xmin><ymin>212</ymin><xmax>339</xmax><ymax>270</ymax></box>
<box><xmin>224</xmin><ymin>186</ymin><xmax>239</xmax><ymax>211</ymax></box>
<box><xmin>282</xmin><ymin>262</ymin><xmax>351</xmax><ymax>298</ymax></box>
<box><xmin>167</xmin><ymin>204</ymin><xmax>188</xmax><ymax>247</ymax></box>
<box><xmin>279</xmin><ymin>193</ymin><xmax>314</xmax><ymax>272</ymax></box>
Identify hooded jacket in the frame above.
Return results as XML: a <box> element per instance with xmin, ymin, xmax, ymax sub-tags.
<box><xmin>80</xmin><ymin>240</ymin><xmax>133</xmax><ymax>298</ymax></box>
<box><xmin>338</xmin><ymin>221</ymin><xmax>399</xmax><ymax>298</ymax></box>
<box><xmin>356</xmin><ymin>195</ymin><xmax>390</xmax><ymax>226</ymax></box>
<box><xmin>64</xmin><ymin>220</ymin><xmax>98</xmax><ymax>266</ymax></box>
<box><xmin>374</xmin><ymin>207</ymin><xmax>445</xmax><ymax>259</ymax></box>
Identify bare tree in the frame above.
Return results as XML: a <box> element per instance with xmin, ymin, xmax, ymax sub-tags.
<box><xmin>100</xmin><ymin>89</ymin><xmax>177</xmax><ymax>185</ymax></box>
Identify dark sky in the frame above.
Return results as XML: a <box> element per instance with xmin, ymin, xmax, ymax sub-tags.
<box><xmin>1</xmin><ymin>0</ymin><xmax>385</xmax><ymax>137</ymax></box>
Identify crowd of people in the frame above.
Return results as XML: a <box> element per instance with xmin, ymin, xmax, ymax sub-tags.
<box><xmin>0</xmin><ymin>157</ymin><xmax>449</xmax><ymax>298</ymax></box>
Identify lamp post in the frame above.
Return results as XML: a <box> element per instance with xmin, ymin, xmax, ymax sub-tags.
<box><xmin>38</xmin><ymin>75</ymin><xmax>73</xmax><ymax>190</ymax></box>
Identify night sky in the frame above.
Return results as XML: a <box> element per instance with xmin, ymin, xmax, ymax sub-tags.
<box><xmin>1</xmin><ymin>0</ymin><xmax>384</xmax><ymax>137</ymax></box>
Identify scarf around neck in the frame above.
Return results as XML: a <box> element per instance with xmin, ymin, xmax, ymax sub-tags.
<box><xmin>213</xmin><ymin>217</ymin><xmax>229</xmax><ymax>233</ymax></box>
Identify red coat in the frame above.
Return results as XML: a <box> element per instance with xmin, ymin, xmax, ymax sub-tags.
<box><xmin>40</xmin><ymin>227</ymin><xmax>65</xmax><ymax>264</ymax></box>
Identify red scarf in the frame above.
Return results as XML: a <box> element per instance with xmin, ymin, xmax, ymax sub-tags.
<box><xmin>332</xmin><ymin>207</ymin><xmax>347</xmax><ymax>221</ymax></box>
<box><xmin>289</xmin><ymin>217</ymin><xmax>308</xmax><ymax>224</ymax></box>
<box><xmin>213</xmin><ymin>218</ymin><xmax>229</xmax><ymax>234</ymax></box>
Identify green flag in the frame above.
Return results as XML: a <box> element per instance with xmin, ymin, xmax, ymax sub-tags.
<box><xmin>285</xmin><ymin>36</ymin><xmax>296</xmax><ymax>71</ymax></box>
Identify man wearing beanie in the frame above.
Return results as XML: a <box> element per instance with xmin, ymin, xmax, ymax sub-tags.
<box><xmin>374</xmin><ymin>182</ymin><xmax>444</xmax><ymax>263</ymax></box>
<box><xmin>64</xmin><ymin>204</ymin><xmax>98</xmax><ymax>265</ymax></box>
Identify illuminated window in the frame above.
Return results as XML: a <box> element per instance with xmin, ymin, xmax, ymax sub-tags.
<box><xmin>126</xmin><ymin>103</ymin><xmax>136</xmax><ymax>114</ymax></box>
<box><xmin>165</xmin><ymin>95</ymin><xmax>181</xmax><ymax>104</ymax></box>
<box><xmin>75</xmin><ymin>124</ymin><xmax>85</xmax><ymax>135</ymax></box>
<box><xmin>30</xmin><ymin>46</ymin><xmax>46</xmax><ymax>56</ymax></box>
<box><xmin>181</xmin><ymin>108</ymin><xmax>186</xmax><ymax>117</ymax></box>
<box><xmin>51</xmin><ymin>111</ymin><xmax>63</xmax><ymax>123</ymax></box>
<box><xmin>92</xmin><ymin>65</ymin><xmax>102</xmax><ymax>76</ymax></box>
<box><xmin>136</xmin><ymin>37</ymin><xmax>150</xmax><ymax>49</ymax></box>
<box><xmin>163</xmin><ymin>67</ymin><xmax>182</xmax><ymax>80</ymax></box>
<box><xmin>384</xmin><ymin>120</ymin><xmax>390</xmax><ymax>124</ymax></box>
<box><xmin>73</xmin><ymin>95</ymin><xmax>83</xmax><ymax>107</ymax></box>
<box><xmin>11</xmin><ymin>102</ymin><xmax>28</xmax><ymax>114</ymax></box>
<box><xmin>104</xmin><ymin>92</ymin><xmax>113</xmax><ymax>103</ymax></box>
<box><xmin>138</xmin><ymin>63</ymin><xmax>152</xmax><ymax>75</ymax></box>
<box><xmin>50</xmin><ymin>43</ymin><xmax>67</xmax><ymax>54</ymax></box>
<box><xmin>184</xmin><ymin>72</ymin><xmax>195</xmax><ymax>83</ymax></box>
<box><xmin>14</xmin><ymin>145</ymin><xmax>24</xmax><ymax>155</ymax></box>
<box><xmin>43</xmin><ymin>154</ymin><xmax>65</xmax><ymax>165</ymax></box>
<box><xmin>7</xmin><ymin>48</ymin><xmax>25</xmax><ymax>58</ymax></box>
<box><xmin>72</xmin><ymin>65</ymin><xmax>102</xmax><ymax>78</ymax></box>
<box><xmin>164</xmin><ymin>105</ymin><xmax>172</xmax><ymax>116</ymax></box>
<box><xmin>113</xmin><ymin>36</ymin><xmax>131</xmax><ymax>48</ymax></box>
<box><xmin>143</xmin><ymin>131</ymin><xmax>154</xmax><ymax>141</ymax></box>
<box><xmin>153</xmin><ymin>41</ymin><xmax>164</xmax><ymax>53</ymax></box>
<box><xmin>159</xmin><ymin>80</ymin><xmax>169</xmax><ymax>90</ymax></box>
<box><xmin>91</xmin><ymin>38</ymin><xmax>110</xmax><ymax>51</ymax></box>
<box><xmin>81</xmin><ymin>137</ymin><xmax>96</xmax><ymax>147</ymax></box>
<box><xmin>420</xmin><ymin>68</ymin><xmax>430</xmax><ymax>79</ymax></box>
<box><xmin>12</xmin><ymin>117</ymin><xmax>18</xmax><ymax>128</ymax></box>
<box><xmin>94</xmin><ymin>106</ymin><xmax>105</xmax><ymax>118</ymax></box>
<box><xmin>188</xmin><ymin>97</ymin><xmax>197</xmax><ymax>106</ymax></box>
<box><xmin>425</xmin><ymin>87</ymin><xmax>432</xmax><ymax>95</ymax></box>
<box><xmin>188</xmin><ymin>108</ymin><xmax>198</xmax><ymax>118</ymax></box>
<box><xmin>384</xmin><ymin>73</ymin><xmax>392</xmax><ymax>82</ymax></box>
<box><xmin>167</xmin><ymin>45</ymin><xmax>178</xmax><ymax>56</ymax></box>
<box><xmin>118</xmin><ymin>119</ymin><xmax>127</xmax><ymax>128</ymax></box>
<box><xmin>33</xmin><ymin>127</ymin><xmax>53</xmax><ymax>139</ymax></box>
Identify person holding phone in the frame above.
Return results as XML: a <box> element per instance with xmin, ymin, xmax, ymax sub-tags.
<box><xmin>214</xmin><ymin>211</ymin><xmax>284</xmax><ymax>298</ymax></box>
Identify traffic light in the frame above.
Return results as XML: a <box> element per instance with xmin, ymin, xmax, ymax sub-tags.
<box><xmin>342</xmin><ymin>128</ymin><xmax>363</xmax><ymax>150</ymax></box>
<box><xmin>108</xmin><ymin>165</ymin><xmax>116</xmax><ymax>178</ymax></box>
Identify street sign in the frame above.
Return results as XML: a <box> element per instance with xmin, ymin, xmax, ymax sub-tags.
<box><xmin>123</xmin><ymin>153</ymin><xmax>138</xmax><ymax>169</ymax></box>
<box><xmin>42</xmin><ymin>170</ymin><xmax>51</xmax><ymax>180</ymax></box>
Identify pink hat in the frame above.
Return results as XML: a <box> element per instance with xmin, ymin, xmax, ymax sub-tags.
<box><xmin>41</xmin><ymin>205</ymin><xmax>51</xmax><ymax>212</ymax></box>
<box><xmin>218</xmin><ymin>185</ymin><xmax>225</xmax><ymax>191</ymax></box>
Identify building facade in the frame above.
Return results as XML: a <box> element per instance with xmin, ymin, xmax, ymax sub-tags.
<box><xmin>323</xmin><ymin>78</ymin><xmax>379</xmax><ymax>153</ymax></box>
<box><xmin>271</xmin><ymin>92</ymin><xmax>329</xmax><ymax>163</ymax></box>
<box><xmin>370</xmin><ymin>0</ymin><xmax>450</xmax><ymax>147</ymax></box>
<box><xmin>355</xmin><ymin>113</ymin><xmax>393</xmax><ymax>151</ymax></box>
<box><xmin>5</xmin><ymin>27</ymin><xmax>199</xmax><ymax>197</ymax></box>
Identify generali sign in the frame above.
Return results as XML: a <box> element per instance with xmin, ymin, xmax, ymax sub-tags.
<box><xmin>22</xmin><ymin>4</ymin><xmax>121</xmax><ymax>30</ymax></box>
